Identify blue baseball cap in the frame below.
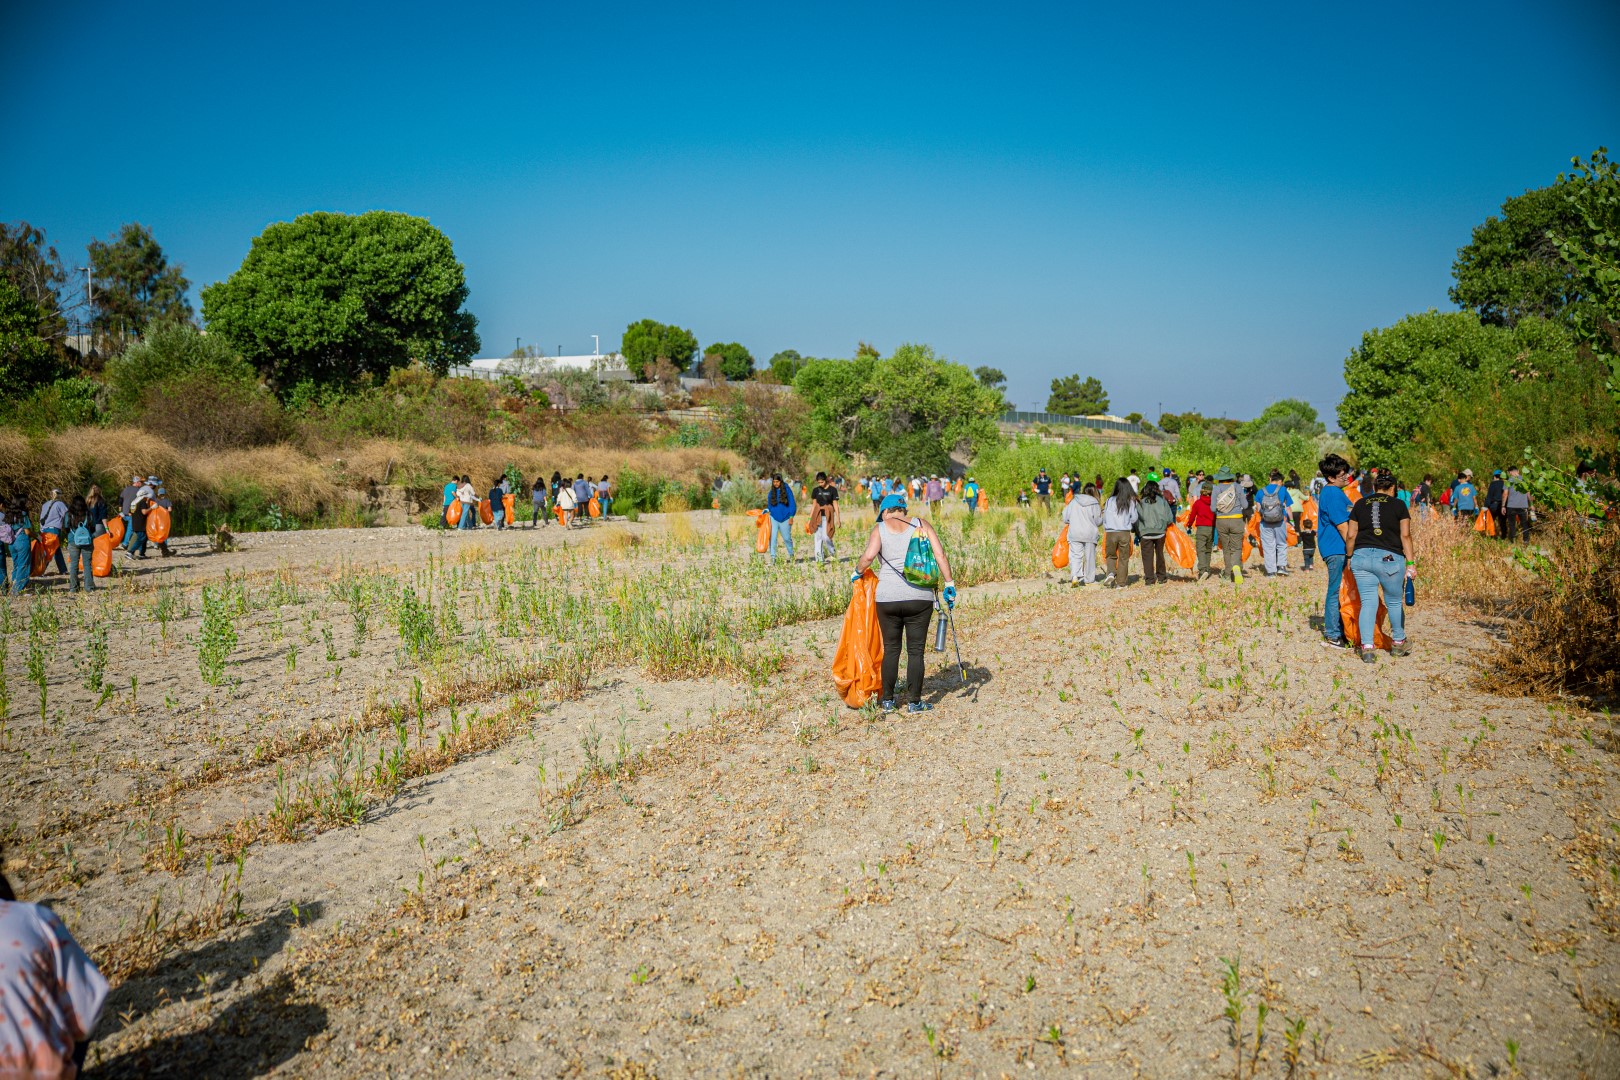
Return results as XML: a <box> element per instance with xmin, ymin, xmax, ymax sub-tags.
<box><xmin>878</xmin><ymin>494</ymin><xmax>907</xmax><ymax>513</ymax></box>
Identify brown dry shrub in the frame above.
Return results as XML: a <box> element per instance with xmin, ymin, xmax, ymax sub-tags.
<box><xmin>192</xmin><ymin>446</ymin><xmax>346</xmax><ymax>519</ymax></box>
<box><xmin>1411</xmin><ymin>511</ymin><xmax>1527</xmax><ymax>611</ymax></box>
<box><xmin>137</xmin><ymin>371</ymin><xmax>284</xmax><ymax>450</ymax></box>
<box><xmin>0</xmin><ymin>427</ymin><xmax>202</xmax><ymax>504</ymax></box>
<box><xmin>333</xmin><ymin>438</ymin><xmax>742</xmax><ymax>492</ymax></box>
<box><xmin>1479</xmin><ymin>514</ymin><xmax>1620</xmax><ymax>703</ymax></box>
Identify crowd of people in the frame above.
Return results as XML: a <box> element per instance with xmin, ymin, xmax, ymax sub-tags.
<box><xmin>440</xmin><ymin>472</ymin><xmax>615</xmax><ymax>531</ymax></box>
<box><xmin>0</xmin><ymin>474</ymin><xmax>174</xmax><ymax>596</ymax></box>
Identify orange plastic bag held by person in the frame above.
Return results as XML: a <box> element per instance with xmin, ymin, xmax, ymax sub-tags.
<box><xmin>502</xmin><ymin>493</ymin><xmax>516</xmax><ymax>523</ymax></box>
<box><xmin>554</xmin><ymin>506</ymin><xmax>567</xmax><ymax>526</ymax></box>
<box><xmin>1338</xmin><ymin>572</ymin><xmax>1395</xmax><ymax>651</ymax></box>
<box><xmin>479</xmin><ymin>498</ymin><xmax>494</xmax><ymax>525</ymax></box>
<box><xmin>746</xmin><ymin>509</ymin><xmax>770</xmax><ymax>553</ymax></box>
<box><xmin>1164</xmin><ymin>524</ymin><xmax>1195</xmax><ymax>570</ymax></box>
<box><xmin>712</xmin><ymin>497</ymin><xmax>721</xmax><ymax>510</ymax></box>
<box><xmin>92</xmin><ymin>533</ymin><xmax>113</xmax><ymax>578</ymax></box>
<box><xmin>1242</xmin><ymin>513</ymin><xmax>1259</xmax><ymax>563</ymax></box>
<box><xmin>106</xmin><ymin>515</ymin><xmax>125</xmax><ymax>546</ymax></box>
<box><xmin>146</xmin><ymin>505</ymin><xmax>171</xmax><ymax>544</ymax></box>
<box><xmin>1052</xmin><ymin>525</ymin><xmax>1070</xmax><ymax>569</ymax></box>
<box><xmin>976</xmin><ymin>489</ymin><xmax>988</xmax><ymax>510</ymax></box>
<box><xmin>1344</xmin><ymin>482</ymin><xmax>1362</xmax><ymax>504</ymax></box>
<box><xmin>1286</xmin><ymin>522</ymin><xmax>1299</xmax><ymax>546</ymax></box>
<box><xmin>446</xmin><ymin>500</ymin><xmax>463</xmax><ymax>526</ymax></box>
<box><xmin>1302</xmin><ymin>497</ymin><xmax>1318</xmax><ymax>529</ymax></box>
<box><xmin>587</xmin><ymin>496</ymin><xmax>601</xmax><ymax>518</ymax></box>
<box><xmin>1176</xmin><ymin>506</ymin><xmax>1191</xmax><ymax>527</ymax></box>
<box><xmin>31</xmin><ymin>533</ymin><xmax>59</xmax><ymax>575</ymax></box>
<box><xmin>1473</xmin><ymin>511</ymin><xmax>1495</xmax><ymax>537</ymax></box>
<box><xmin>1065</xmin><ymin>489</ymin><xmax>1074</xmax><ymax>505</ymax></box>
<box><xmin>832</xmin><ymin>571</ymin><xmax>884</xmax><ymax>708</ymax></box>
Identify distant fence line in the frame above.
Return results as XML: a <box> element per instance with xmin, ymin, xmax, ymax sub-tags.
<box><xmin>1000</xmin><ymin>410</ymin><xmax>1142</xmax><ymax>433</ymax></box>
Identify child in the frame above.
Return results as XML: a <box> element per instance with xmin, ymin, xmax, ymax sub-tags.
<box><xmin>1299</xmin><ymin>510</ymin><xmax>1317</xmax><ymax>571</ymax></box>
<box><xmin>1017</xmin><ymin>486</ymin><xmax>1032</xmax><ymax>507</ymax></box>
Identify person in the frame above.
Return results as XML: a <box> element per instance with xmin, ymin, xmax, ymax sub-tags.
<box><xmin>488</xmin><ymin>476</ymin><xmax>507</xmax><ymax>530</ymax></box>
<box><xmin>118</xmin><ymin>473</ymin><xmax>141</xmax><ymax>550</ymax></box>
<box><xmin>4</xmin><ymin>496</ymin><xmax>33</xmax><ymax>595</ymax></box>
<box><xmin>1502</xmin><ymin>466</ymin><xmax>1531</xmax><ymax>542</ymax></box>
<box><xmin>766</xmin><ymin>474</ymin><xmax>796</xmax><ymax>563</ymax></box>
<box><xmin>530</xmin><ymin>474</ymin><xmax>548</xmax><ymax>527</ymax></box>
<box><xmin>963</xmin><ymin>476</ymin><xmax>981</xmax><ymax>515</ymax></box>
<box><xmin>1314</xmin><ymin>454</ymin><xmax>1355</xmax><ymax>648</ymax></box>
<box><xmin>1450</xmin><ymin>470</ymin><xmax>1479</xmax><ymax>522</ymax></box>
<box><xmin>456</xmin><ymin>475</ymin><xmax>478</xmax><ymax>530</ymax></box>
<box><xmin>85</xmin><ymin>485</ymin><xmax>108</xmax><ymax>541</ymax></box>
<box><xmin>854</xmin><ymin>492</ymin><xmax>956</xmax><ymax>714</ymax></box>
<box><xmin>809</xmin><ymin>472</ymin><xmax>840</xmax><ymax>565</ymax></box>
<box><xmin>925</xmin><ymin>475</ymin><xmax>943</xmax><ymax>515</ymax></box>
<box><xmin>1345</xmin><ymin>472</ymin><xmax>1414</xmax><ymax>663</ymax></box>
<box><xmin>1160</xmin><ymin>467</ymin><xmax>1181</xmax><ymax>514</ymax></box>
<box><xmin>1256</xmin><ymin>470</ymin><xmax>1293</xmax><ymax>577</ymax></box>
<box><xmin>62</xmin><ymin>495</ymin><xmax>102</xmax><ymax>594</ymax></box>
<box><xmin>1126</xmin><ymin>469</ymin><xmax>1140</xmax><ymax>493</ymax></box>
<box><xmin>124</xmin><ymin>479</ymin><xmax>155</xmax><ymax>560</ymax></box>
<box><xmin>1016</xmin><ymin>486</ymin><xmax>1031</xmax><ymax>507</ymax></box>
<box><xmin>1033</xmin><ymin>468</ymin><xmax>1052</xmax><ymax>512</ymax></box>
<box><xmin>1135</xmin><ymin>479</ymin><xmax>1175</xmax><ymax>586</ymax></box>
<box><xmin>1298</xmin><ymin>503</ymin><xmax>1317</xmax><ymax>571</ymax></box>
<box><xmin>1484</xmin><ymin>469</ymin><xmax>1506</xmax><ymax>537</ymax></box>
<box><xmin>1</xmin><ymin>846</ymin><xmax>110</xmax><ymax>1079</ymax></box>
<box><xmin>1186</xmin><ymin>480</ymin><xmax>1215</xmax><ymax>579</ymax></box>
<box><xmin>869</xmin><ymin>476</ymin><xmax>884</xmax><ymax>520</ymax></box>
<box><xmin>36</xmin><ymin>488</ymin><xmax>69</xmax><ymax>576</ymax></box>
<box><xmin>1413</xmin><ymin>475</ymin><xmax>1433</xmax><ymax>509</ymax></box>
<box><xmin>1210</xmin><ymin>468</ymin><xmax>1247</xmax><ymax>582</ymax></box>
<box><xmin>1101</xmin><ymin>478</ymin><xmax>1139</xmax><ymax>587</ymax></box>
<box><xmin>597</xmin><ymin>475</ymin><xmax>614</xmax><ymax>518</ymax></box>
<box><xmin>550</xmin><ymin>471</ymin><xmax>565</xmax><ymax>513</ymax></box>
<box><xmin>1061</xmin><ymin>481</ymin><xmax>1103</xmax><ymax>586</ymax></box>
<box><xmin>556</xmin><ymin>478</ymin><xmax>578</xmax><ymax>527</ymax></box>
<box><xmin>1239</xmin><ymin>474</ymin><xmax>1258</xmax><ymax>515</ymax></box>
<box><xmin>442</xmin><ymin>475</ymin><xmax>458</xmax><ymax>526</ymax></box>
<box><xmin>572</xmin><ymin>474</ymin><xmax>593</xmax><ymax>517</ymax></box>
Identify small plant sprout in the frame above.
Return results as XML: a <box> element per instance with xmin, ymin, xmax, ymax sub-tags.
<box><xmin>1187</xmin><ymin>850</ymin><xmax>1199</xmax><ymax>903</ymax></box>
<box><xmin>1220</xmin><ymin>956</ymin><xmax>1246</xmax><ymax>1080</ymax></box>
<box><xmin>1505</xmin><ymin>1037</ymin><xmax>1521</xmax><ymax>1074</ymax></box>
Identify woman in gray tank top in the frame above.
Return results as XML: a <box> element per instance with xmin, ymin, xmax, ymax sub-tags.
<box><xmin>854</xmin><ymin>493</ymin><xmax>957</xmax><ymax>714</ymax></box>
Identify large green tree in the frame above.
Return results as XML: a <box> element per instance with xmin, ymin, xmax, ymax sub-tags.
<box><xmin>0</xmin><ymin>222</ymin><xmax>71</xmax><ymax>355</ymax></box>
<box><xmin>764</xmin><ymin>348</ymin><xmax>807</xmax><ymax>384</ymax></box>
<box><xmin>88</xmin><ymin>223</ymin><xmax>193</xmax><ymax>339</ymax></box>
<box><xmin>1046</xmin><ymin>374</ymin><xmax>1109</xmax><ymax>415</ymax></box>
<box><xmin>202</xmin><ymin>211</ymin><xmax>479</xmax><ymax>387</ymax></box>
<box><xmin>1450</xmin><ymin>183</ymin><xmax>1587</xmax><ymax>329</ymax></box>
<box><xmin>1239</xmin><ymin>398</ymin><xmax>1325</xmax><ymax>440</ymax></box>
<box><xmin>0</xmin><ymin>278</ymin><xmax>61</xmax><ymax>398</ymax></box>
<box><xmin>621</xmin><ymin>318</ymin><xmax>698</xmax><ymax>380</ymax></box>
<box><xmin>701</xmin><ymin>341</ymin><xmax>754</xmax><ymax>381</ymax></box>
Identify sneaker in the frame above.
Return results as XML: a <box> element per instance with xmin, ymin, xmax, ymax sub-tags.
<box><xmin>1391</xmin><ymin>640</ymin><xmax>1411</xmax><ymax>658</ymax></box>
<box><xmin>907</xmin><ymin>701</ymin><xmax>933</xmax><ymax>714</ymax></box>
<box><xmin>878</xmin><ymin>699</ymin><xmax>897</xmax><ymax>714</ymax></box>
<box><xmin>1320</xmin><ymin>635</ymin><xmax>1350</xmax><ymax>650</ymax></box>
<box><xmin>1278</xmin><ymin>569</ymin><xmax>1290</xmax><ymax>577</ymax></box>
<box><xmin>1103</xmin><ymin>572</ymin><xmax>1116</xmax><ymax>586</ymax></box>
<box><xmin>1360</xmin><ymin>649</ymin><xmax>1377</xmax><ymax>665</ymax></box>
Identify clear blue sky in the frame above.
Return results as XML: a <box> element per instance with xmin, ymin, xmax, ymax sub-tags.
<box><xmin>3</xmin><ymin>0</ymin><xmax>1615</xmax><ymax>425</ymax></box>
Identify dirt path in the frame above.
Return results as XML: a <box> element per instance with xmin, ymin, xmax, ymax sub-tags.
<box><xmin>4</xmin><ymin>522</ymin><xmax>1616</xmax><ymax>1077</ymax></box>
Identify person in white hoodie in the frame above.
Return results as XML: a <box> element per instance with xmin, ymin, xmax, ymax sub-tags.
<box><xmin>1060</xmin><ymin>482</ymin><xmax>1104</xmax><ymax>586</ymax></box>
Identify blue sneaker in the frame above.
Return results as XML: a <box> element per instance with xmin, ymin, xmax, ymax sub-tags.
<box><xmin>907</xmin><ymin>701</ymin><xmax>933</xmax><ymax>714</ymax></box>
<box><xmin>878</xmin><ymin>699</ymin><xmax>897</xmax><ymax>714</ymax></box>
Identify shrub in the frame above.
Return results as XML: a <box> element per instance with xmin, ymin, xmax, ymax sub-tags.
<box><xmin>104</xmin><ymin>322</ymin><xmax>257</xmax><ymax>418</ymax></box>
<box><xmin>0</xmin><ymin>377</ymin><xmax>102</xmax><ymax>434</ymax></box>
<box><xmin>138</xmin><ymin>369</ymin><xmax>284</xmax><ymax>449</ymax></box>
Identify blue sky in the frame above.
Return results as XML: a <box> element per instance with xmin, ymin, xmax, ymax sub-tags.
<box><xmin>3</xmin><ymin>0</ymin><xmax>1615</xmax><ymax>425</ymax></box>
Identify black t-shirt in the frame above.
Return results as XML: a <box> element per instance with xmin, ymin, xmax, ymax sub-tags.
<box><xmin>1350</xmin><ymin>493</ymin><xmax>1409</xmax><ymax>556</ymax></box>
<box><xmin>811</xmin><ymin>484</ymin><xmax>838</xmax><ymax>507</ymax></box>
<box><xmin>1033</xmin><ymin>474</ymin><xmax>1051</xmax><ymax>494</ymax></box>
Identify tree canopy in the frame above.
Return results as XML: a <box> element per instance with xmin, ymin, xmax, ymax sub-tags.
<box><xmin>0</xmin><ymin>278</ymin><xmax>61</xmax><ymax>398</ymax></box>
<box><xmin>0</xmin><ymin>222</ymin><xmax>70</xmax><ymax>359</ymax></box>
<box><xmin>621</xmin><ymin>319</ymin><xmax>698</xmax><ymax>380</ymax></box>
<box><xmin>201</xmin><ymin>211</ymin><xmax>479</xmax><ymax>387</ymax></box>
<box><xmin>1239</xmin><ymin>398</ymin><xmax>1324</xmax><ymax>440</ymax></box>
<box><xmin>764</xmin><ymin>349</ymin><xmax>807</xmax><ymax>384</ymax></box>
<box><xmin>1047</xmin><ymin>374</ymin><xmax>1108</xmax><ymax>415</ymax></box>
<box><xmin>701</xmin><ymin>341</ymin><xmax>754</xmax><ymax>381</ymax></box>
<box><xmin>88</xmin><ymin>223</ymin><xmax>193</xmax><ymax>339</ymax></box>
<box><xmin>974</xmin><ymin>365</ymin><xmax>1007</xmax><ymax>391</ymax></box>
<box><xmin>1450</xmin><ymin>183</ymin><xmax>1587</xmax><ymax>329</ymax></box>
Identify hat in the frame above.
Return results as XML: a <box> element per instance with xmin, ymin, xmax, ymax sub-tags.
<box><xmin>1214</xmin><ymin>467</ymin><xmax>1235</xmax><ymax>481</ymax></box>
<box><xmin>1492</xmin><ymin>469</ymin><xmax>1502</xmax><ymax>477</ymax></box>
<box><xmin>1146</xmin><ymin>471</ymin><xmax>1160</xmax><ymax>483</ymax></box>
<box><xmin>147</xmin><ymin>475</ymin><xmax>159</xmax><ymax>483</ymax></box>
<box><xmin>878</xmin><ymin>494</ymin><xmax>907</xmax><ymax>513</ymax></box>
<box><xmin>1463</xmin><ymin>468</ymin><xmax>1473</xmax><ymax>476</ymax></box>
<box><xmin>132</xmin><ymin>474</ymin><xmax>143</xmax><ymax>483</ymax></box>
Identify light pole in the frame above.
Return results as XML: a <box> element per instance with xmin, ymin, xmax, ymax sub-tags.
<box><xmin>591</xmin><ymin>334</ymin><xmax>599</xmax><ymax>357</ymax></box>
<box><xmin>76</xmin><ymin>266</ymin><xmax>94</xmax><ymax>354</ymax></box>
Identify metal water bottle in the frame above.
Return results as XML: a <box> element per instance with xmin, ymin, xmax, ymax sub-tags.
<box><xmin>1405</xmin><ymin>575</ymin><xmax>1416</xmax><ymax>607</ymax></box>
<box><xmin>934</xmin><ymin>604</ymin><xmax>948</xmax><ymax>651</ymax></box>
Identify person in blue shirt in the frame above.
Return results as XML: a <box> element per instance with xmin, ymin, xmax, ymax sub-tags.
<box><xmin>442</xmin><ymin>476</ymin><xmax>458</xmax><ymax>527</ymax></box>
<box><xmin>963</xmin><ymin>477</ymin><xmax>981</xmax><ymax>514</ymax></box>
<box><xmin>1256</xmin><ymin>470</ymin><xmax>1294</xmax><ymax>576</ymax></box>
<box><xmin>1450</xmin><ymin>470</ymin><xmax>1479</xmax><ymax>522</ymax></box>
<box><xmin>1314</xmin><ymin>454</ymin><xmax>1356</xmax><ymax>647</ymax></box>
<box><xmin>765</xmin><ymin>474</ymin><xmax>797</xmax><ymax>563</ymax></box>
<box><xmin>1032</xmin><ymin>468</ymin><xmax>1053</xmax><ymax>512</ymax></box>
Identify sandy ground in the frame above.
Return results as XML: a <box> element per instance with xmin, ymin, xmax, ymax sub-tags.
<box><xmin>1</xmin><ymin>514</ymin><xmax>1616</xmax><ymax>1078</ymax></box>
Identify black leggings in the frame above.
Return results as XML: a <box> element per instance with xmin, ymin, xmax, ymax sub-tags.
<box><xmin>876</xmin><ymin>599</ymin><xmax>933</xmax><ymax>704</ymax></box>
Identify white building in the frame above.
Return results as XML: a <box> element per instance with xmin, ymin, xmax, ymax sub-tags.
<box><xmin>450</xmin><ymin>352</ymin><xmax>631</xmax><ymax>382</ymax></box>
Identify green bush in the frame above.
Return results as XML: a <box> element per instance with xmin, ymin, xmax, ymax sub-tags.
<box><xmin>0</xmin><ymin>377</ymin><xmax>102</xmax><ymax>433</ymax></box>
<box><xmin>104</xmin><ymin>322</ymin><xmax>257</xmax><ymax>419</ymax></box>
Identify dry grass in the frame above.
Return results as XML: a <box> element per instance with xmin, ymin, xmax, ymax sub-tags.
<box><xmin>326</xmin><ymin>437</ymin><xmax>743</xmax><ymax>492</ymax></box>
<box><xmin>1412</xmin><ymin>510</ymin><xmax>1527</xmax><ymax>609</ymax></box>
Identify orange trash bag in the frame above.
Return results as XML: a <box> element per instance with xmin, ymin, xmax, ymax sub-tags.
<box><xmin>106</xmin><ymin>515</ymin><xmax>125</xmax><ymax>546</ymax></box>
<box><xmin>1065</xmin><ymin>489</ymin><xmax>1074</xmax><ymax>505</ymax></box>
<box><xmin>146</xmin><ymin>505</ymin><xmax>171</xmax><ymax>544</ymax></box>
<box><xmin>1339</xmin><ymin>569</ymin><xmax>1395</xmax><ymax>651</ymax></box>
<box><xmin>1301</xmin><ymin>497</ymin><xmax>1318</xmax><ymax>529</ymax></box>
<box><xmin>1242</xmin><ymin>514</ymin><xmax>1259</xmax><ymax>563</ymax></box>
<box><xmin>446</xmin><ymin>500</ymin><xmax>463</xmax><ymax>526</ymax></box>
<box><xmin>1176</xmin><ymin>506</ymin><xmax>1191</xmax><ymax>527</ymax></box>
<box><xmin>587</xmin><ymin>496</ymin><xmax>601</xmax><ymax>518</ymax></box>
<box><xmin>1344</xmin><ymin>482</ymin><xmax>1362</xmax><ymax>504</ymax></box>
<box><xmin>479</xmin><ymin>498</ymin><xmax>494</xmax><ymax>525</ymax></box>
<box><xmin>502</xmin><ymin>493</ymin><xmax>516</xmax><ymax>522</ymax></box>
<box><xmin>554</xmin><ymin>506</ymin><xmax>567</xmax><ymax>526</ymax></box>
<box><xmin>31</xmin><ymin>533</ymin><xmax>59</xmax><ymax>575</ymax></box>
<box><xmin>92</xmin><ymin>533</ymin><xmax>113</xmax><ymax>578</ymax></box>
<box><xmin>832</xmin><ymin>571</ymin><xmax>884</xmax><ymax>708</ymax></box>
<box><xmin>1473</xmin><ymin>511</ymin><xmax>1495</xmax><ymax>536</ymax></box>
<box><xmin>1286</xmin><ymin>522</ymin><xmax>1299</xmax><ymax>546</ymax></box>
<box><xmin>712</xmin><ymin>497</ymin><xmax>721</xmax><ymax>510</ymax></box>
<box><xmin>747</xmin><ymin>509</ymin><xmax>770</xmax><ymax>553</ymax></box>
<box><xmin>976</xmin><ymin>490</ymin><xmax>988</xmax><ymax>510</ymax></box>
<box><xmin>1052</xmin><ymin>525</ymin><xmax>1070</xmax><ymax>569</ymax></box>
<box><xmin>1164</xmin><ymin>524</ymin><xmax>1195</xmax><ymax>570</ymax></box>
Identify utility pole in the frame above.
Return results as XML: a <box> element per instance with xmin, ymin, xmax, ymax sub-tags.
<box><xmin>76</xmin><ymin>266</ymin><xmax>94</xmax><ymax>354</ymax></box>
<box><xmin>592</xmin><ymin>334</ymin><xmax>599</xmax><ymax>356</ymax></box>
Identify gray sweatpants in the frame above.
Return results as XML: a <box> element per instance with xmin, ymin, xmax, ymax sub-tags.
<box><xmin>1069</xmin><ymin>540</ymin><xmax>1097</xmax><ymax>583</ymax></box>
<box><xmin>814</xmin><ymin>521</ymin><xmax>836</xmax><ymax>563</ymax></box>
<box><xmin>1260</xmin><ymin>521</ymin><xmax>1289</xmax><ymax>574</ymax></box>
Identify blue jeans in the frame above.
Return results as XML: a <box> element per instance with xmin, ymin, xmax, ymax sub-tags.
<box><xmin>458</xmin><ymin>504</ymin><xmax>475</xmax><ymax>529</ymax></box>
<box><xmin>532</xmin><ymin>499</ymin><xmax>544</xmax><ymax>525</ymax></box>
<box><xmin>1322</xmin><ymin>554</ymin><xmax>1346</xmax><ymax>641</ymax></box>
<box><xmin>1259</xmin><ymin>521</ymin><xmax>1288</xmax><ymax>573</ymax></box>
<box><xmin>119</xmin><ymin>512</ymin><xmax>133</xmax><ymax>549</ymax></box>
<box><xmin>768</xmin><ymin>516</ymin><xmax>794</xmax><ymax>561</ymax></box>
<box><xmin>8</xmin><ymin>534</ymin><xmax>30</xmax><ymax>594</ymax></box>
<box><xmin>493</xmin><ymin>508</ymin><xmax>505</xmax><ymax>530</ymax></box>
<box><xmin>1350</xmin><ymin>548</ymin><xmax>1407</xmax><ymax>645</ymax></box>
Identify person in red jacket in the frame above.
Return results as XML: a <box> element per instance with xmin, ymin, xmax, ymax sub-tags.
<box><xmin>1187</xmin><ymin>488</ymin><xmax>1216</xmax><ymax>580</ymax></box>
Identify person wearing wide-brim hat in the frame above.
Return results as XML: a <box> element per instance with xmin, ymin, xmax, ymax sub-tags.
<box><xmin>1210</xmin><ymin>467</ymin><xmax>1247</xmax><ymax>581</ymax></box>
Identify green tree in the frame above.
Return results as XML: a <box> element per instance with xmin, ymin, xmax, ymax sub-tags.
<box><xmin>855</xmin><ymin>341</ymin><xmax>881</xmax><ymax>359</ymax></box>
<box><xmin>1047</xmin><ymin>374</ymin><xmax>1109</xmax><ymax>415</ymax></box>
<box><xmin>88</xmin><ymin>223</ymin><xmax>193</xmax><ymax>339</ymax></box>
<box><xmin>621</xmin><ymin>318</ymin><xmax>698</xmax><ymax>380</ymax></box>
<box><xmin>201</xmin><ymin>211</ymin><xmax>479</xmax><ymax>387</ymax></box>
<box><xmin>974</xmin><ymin>365</ymin><xmax>1007</xmax><ymax>390</ymax></box>
<box><xmin>0</xmin><ymin>278</ymin><xmax>61</xmax><ymax>398</ymax></box>
<box><xmin>1240</xmin><ymin>398</ymin><xmax>1325</xmax><ymax>440</ymax></box>
<box><xmin>0</xmin><ymin>222</ymin><xmax>70</xmax><ymax>357</ymax></box>
<box><xmin>1450</xmin><ymin>183</ymin><xmax>1586</xmax><ymax>328</ymax></box>
<box><xmin>764</xmin><ymin>348</ymin><xmax>806</xmax><ymax>383</ymax></box>
<box><xmin>701</xmin><ymin>341</ymin><xmax>754</xmax><ymax>381</ymax></box>
<box><xmin>103</xmin><ymin>321</ymin><xmax>258</xmax><ymax>417</ymax></box>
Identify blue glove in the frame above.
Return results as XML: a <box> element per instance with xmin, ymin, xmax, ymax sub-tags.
<box><xmin>943</xmin><ymin>583</ymin><xmax>957</xmax><ymax>608</ymax></box>
<box><xmin>851</xmin><ymin>571</ymin><xmax>863</xmax><ymax>584</ymax></box>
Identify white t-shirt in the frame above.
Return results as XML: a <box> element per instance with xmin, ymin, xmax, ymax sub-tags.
<box><xmin>0</xmin><ymin>901</ymin><xmax>108</xmax><ymax>1078</ymax></box>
